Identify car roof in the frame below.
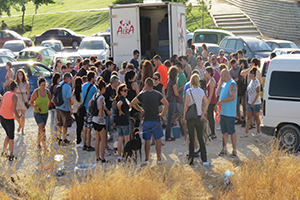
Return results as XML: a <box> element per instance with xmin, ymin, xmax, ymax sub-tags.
<box><xmin>264</xmin><ymin>39</ymin><xmax>294</xmax><ymax>44</ymax></box>
<box><xmin>3</xmin><ymin>40</ymin><xmax>25</xmax><ymax>44</ymax></box>
<box><xmin>94</xmin><ymin>32</ymin><xmax>110</xmax><ymax>36</ymax></box>
<box><xmin>53</xmin><ymin>52</ymin><xmax>82</xmax><ymax>57</ymax></box>
<box><xmin>0</xmin><ymin>53</ymin><xmax>10</xmax><ymax>57</ymax></box>
<box><xmin>21</xmin><ymin>46</ymin><xmax>49</xmax><ymax>52</ymax></box>
<box><xmin>194</xmin><ymin>29</ymin><xmax>234</xmax><ymax>36</ymax></box>
<box><xmin>82</xmin><ymin>37</ymin><xmax>105</xmax><ymax>41</ymax></box>
<box><xmin>0</xmin><ymin>49</ymin><xmax>12</xmax><ymax>52</ymax></box>
<box><xmin>269</xmin><ymin>54</ymin><xmax>300</xmax><ymax>70</ymax></box>
<box><xmin>273</xmin><ymin>48</ymin><xmax>300</xmax><ymax>52</ymax></box>
<box><xmin>41</xmin><ymin>40</ymin><xmax>63</xmax><ymax>44</ymax></box>
<box><xmin>193</xmin><ymin>43</ymin><xmax>220</xmax><ymax>48</ymax></box>
<box><xmin>0</xmin><ymin>61</ymin><xmax>47</xmax><ymax>68</ymax></box>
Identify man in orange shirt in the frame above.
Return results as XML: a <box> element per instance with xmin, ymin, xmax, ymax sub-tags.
<box><xmin>153</xmin><ymin>55</ymin><xmax>168</xmax><ymax>89</ymax></box>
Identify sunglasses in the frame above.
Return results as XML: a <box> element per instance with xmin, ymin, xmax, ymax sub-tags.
<box><xmin>153</xmin><ymin>77</ymin><xmax>158</xmax><ymax>81</ymax></box>
<box><xmin>220</xmin><ymin>54</ymin><xmax>224</xmax><ymax>56</ymax></box>
<box><xmin>212</xmin><ymin>59</ymin><xmax>216</xmax><ymax>60</ymax></box>
<box><xmin>122</xmin><ymin>89</ymin><xmax>128</xmax><ymax>92</ymax></box>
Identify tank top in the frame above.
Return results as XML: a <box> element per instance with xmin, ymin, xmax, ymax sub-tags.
<box><xmin>202</xmin><ymin>50</ymin><xmax>208</xmax><ymax>62</ymax></box>
<box><xmin>206</xmin><ymin>82</ymin><xmax>217</xmax><ymax>104</ymax></box>
<box><xmin>33</xmin><ymin>89</ymin><xmax>49</xmax><ymax>114</ymax></box>
<box><xmin>127</xmin><ymin>81</ymin><xmax>137</xmax><ymax>102</ymax></box>
<box><xmin>0</xmin><ymin>91</ymin><xmax>15</xmax><ymax>119</ymax></box>
<box><xmin>219</xmin><ymin>79</ymin><xmax>237</xmax><ymax>117</ymax></box>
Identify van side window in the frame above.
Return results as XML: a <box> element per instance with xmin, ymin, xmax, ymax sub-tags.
<box><xmin>227</xmin><ymin>39</ymin><xmax>236</xmax><ymax>49</ymax></box>
<box><xmin>269</xmin><ymin>71</ymin><xmax>300</xmax><ymax>98</ymax></box>
<box><xmin>220</xmin><ymin>39</ymin><xmax>228</xmax><ymax>48</ymax></box>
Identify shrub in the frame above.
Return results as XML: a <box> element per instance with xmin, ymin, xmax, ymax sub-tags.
<box><xmin>113</xmin><ymin>0</ymin><xmax>143</xmax><ymax>4</ymax></box>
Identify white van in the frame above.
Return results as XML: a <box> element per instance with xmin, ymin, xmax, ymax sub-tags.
<box><xmin>261</xmin><ymin>54</ymin><xmax>300</xmax><ymax>151</ymax></box>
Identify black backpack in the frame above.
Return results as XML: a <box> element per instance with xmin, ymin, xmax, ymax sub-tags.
<box><xmin>77</xmin><ymin>84</ymin><xmax>92</xmax><ymax>118</ymax></box>
<box><xmin>52</xmin><ymin>82</ymin><xmax>66</xmax><ymax>107</ymax></box>
<box><xmin>89</xmin><ymin>94</ymin><xmax>101</xmax><ymax>116</ymax></box>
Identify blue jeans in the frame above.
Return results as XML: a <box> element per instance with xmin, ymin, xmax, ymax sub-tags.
<box><xmin>166</xmin><ymin>102</ymin><xmax>184</xmax><ymax>139</ymax></box>
<box><xmin>106</xmin><ymin>108</ymin><xmax>115</xmax><ymax>137</ymax></box>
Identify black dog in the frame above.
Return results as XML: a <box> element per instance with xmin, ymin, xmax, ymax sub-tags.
<box><xmin>123</xmin><ymin>128</ymin><xmax>142</xmax><ymax>164</ymax></box>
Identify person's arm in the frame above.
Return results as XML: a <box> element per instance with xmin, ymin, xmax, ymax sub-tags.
<box><xmin>205</xmin><ymin>50</ymin><xmax>208</xmax><ymax>60</ymax></box>
<box><xmin>67</xmin><ymin>98</ymin><xmax>73</xmax><ymax>115</ymax></box>
<box><xmin>201</xmin><ymin>96</ymin><xmax>209</xmax><ymax>121</ymax></box>
<box><xmin>12</xmin><ymin>95</ymin><xmax>20</xmax><ymax>120</ymax></box>
<box><xmin>216</xmin><ymin>80</ymin><xmax>223</xmax><ymax>97</ymax></box>
<box><xmin>161</xmin><ymin>86</ymin><xmax>165</xmax><ymax>97</ymax></box>
<box><xmin>47</xmin><ymin>89</ymin><xmax>51</xmax><ymax>106</ymax></box>
<box><xmin>159</xmin><ymin>98</ymin><xmax>169</xmax><ymax>118</ymax></box>
<box><xmin>251</xmin><ymin>86</ymin><xmax>260</xmax><ymax>107</ymax></box>
<box><xmin>29</xmin><ymin>90</ymin><xmax>39</xmax><ymax>111</ymax></box>
<box><xmin>183</xmin><ymin>91</ymin><xmax>190</xmax><ymax>123</ymax></box>
<box><xmin>207</xmin><ymin>80</ymin><xmax>215</xmax><ymax>103</ymax></box>
<box><xmin>178</xmin><ymin>84</ymin><xmax>184</xmax><ymax>93</ymax></box>
<box><xmin>186</xmin><ymin>66</ymin><xmax>191</xmax><ymax>81</ymax></box>
<box><xmin>240</xmin><ymin>67</ymin><xmax>251</xmax><ymax>77</ymax></box>
<box><xmin>216</xmin><ymin>83</ymin><xmax>237</xmax><ymax>107</ymax></box>
<box><xmin>26</xmin><ymin>84</ymin><xmax>30</xmax><ymax>101</ymax></box>
<box><xmin>257</xmin><ymin>70</ymin><xmax>263</xmax><ymax>85</ymax></box>
<box><xmin>117</xmin><ymin>100</ymin><xmax>124</xmax><ymax>116</ymax></box>
<box><xmin>3</xmin><ymin>71</ymin><xmax>12</xmax><ymax>87</ymax></box>
<box><xmin>99</xmin><ymin>98</ymin><xmax>104</xmax><ymax>119</ymax></box>
<box><xmin>131</xmin><ymin>97</ymin><xmax>144</xmax><ymax>115</ymax></box>
<box><xmin>132</xmin><ymin>82</ymin><xmax>140</xmax><ymax>96</ymax></box>
<box><xmin>173</xmin><ymin>84</ymin><xmax>179</xmax><ymax>96</ymax></box>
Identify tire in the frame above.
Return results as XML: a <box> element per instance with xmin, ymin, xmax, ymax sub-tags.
<box><xmin>72</xmin><ymin>40</ymin><xmax>80</xmax><ymax>49</ymax></box>
<box><xmin>187</xmin><ymin>39</ymin><xmax>192</xmax><ymax>48</ymax></box>
<box><xmin>278</xmin><ymin>124</ymin><xmax>300</xmax><ymax>152</ymax></box>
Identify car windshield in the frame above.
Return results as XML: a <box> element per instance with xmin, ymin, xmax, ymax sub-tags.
<box><xmin>194</xmin><ymin>33</ymin><xmax>218</xmax><ymax>44</ymax></box>
<box><xmin>3</xmin><ymin>43</ymin><xmax>25</xmax><ymax>52</ymax></box>
<box><xmin>243</xmin><ymin>38</ymin><xmax>272</xmax><ymax>52</ymax></box>
<box><xmin>55</xmin><ymin>56</ymin><xmax>80</xmax><ymax>66</ymax></box>
<box><xmin>79</xmin><ymin>40</ymin><xmax>104</xmax><ymax>50</ymax></box>
<box><xmin>66</xmin><ymin>29</ymin><xmax>76</xmax><ymax>35</ymax></box>
<box><xmin>42</xmin><ymin>43</ymin><xmax>61</xmax><ymax>51</ymax></box>
<box><xmin>286</xmin><ymin>50</ymin><xmax>300</xmax><ymax>54</ymax></box>
<box><xmin>197</xmin><ymin>46</ymin><xmax>220</xmax><ymax>56</ymax></box>
<box><xmin>19</xmin><ymin>51</ymin><xmax>39</xmax><ymax>59</ymax></box>
<box><xmin>279</xmin><ymin>43</ymin><xmax>299</xmax><ymax>49</ymax></box>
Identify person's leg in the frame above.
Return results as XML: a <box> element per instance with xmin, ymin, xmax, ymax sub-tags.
<box><xmin>63</xmin><ymin>127</ymin><xmax>68</xmax><ymax>140</ymax></box>
<box><xmin>2</xmin><ymin>136</ymin><xmax>9</xmax><ymax>154</ymax></box>
<box><xmin>245</xmin><ymin>110</ymin><xmax>253</xmax><ymax>134</ymax></box>
<box><xmin>75</xmin><ymin>115</ymin><xmax>84</xmax><ymax>144</ymax></box>
<box><xmin>166</xmin><ymin>102</ymin><xmax>176</xmax><ymax>139</ymax></box>
<box><xmin>20</xmin><ymin>109</ymin><xmax>26</xmax><ymax>133</ymax></box>
<box><xmin>187</xmin><ymin>119</ymin><xmax>195</xmax><ymax>164</ymax></box>
<box><xmin>253</xmin><ymin>112</ymin><xmax>261</xmax><ymax>133</ymax></box>
<box><xmin>82</xmin><ymin>127</ymin><xmax>87</xmax><ymax>146</ymax></box>
<box><xmin>37</xmin><ymin>124</ymin><xmax>44</xmax><ymax>146</ymax></box>
<box><xmin>195</xmin><ymin>118</ymin><xmax>207</xmax><ymax>162</ymax></box>
<box><xmin>100</xmin><ymin>128</ymin><xmax>107</xmax><ymax>160</ymax></box>
<box><xmin>8</xmin><ymin>139</ymin><xmax>14</xmax><ymax>157</ymax></box>
<box><xmin>145</xmin><ymin>140</ymin><xmax>151</xmax><ymax>161</ymax></box>
<box><xmin>87</xmin><ymin>128</ymin><xmax>92</xmax><ymax>147</ymax></box>
<box><xmin>95</xmin><ymin>130</ymin><xmax>100</xmax><ymax>158</ymax></box>
<box><xmin>41</xmin><ymin>124</ymin><xmax>47</xmax><ymax>152</ymax></box>
<box><xmin>223</xmin><ymin>133</ymin><xmax>229</xmax><ymax>149</ymax></box>
<box><xmin>117</xmin><ymin>126</ymin><xmax>124</xmax><ymax>157</ymax></box>
<box><xmin>155</xmin><ymin>139</ymin><xmax>161</xmax><ymax>161</ymax></box>
<box><xmin>236</xmin><ymin>97</ymin><xmax>241</xmax><ymax>120</ymax></box>
<box><xmin>231</xmin><ymin>133</ymin><xmax>237</xmax><ymax>150</ymax></box>
<box><xmin>207</xmin><ymin>104</ymin><xmax>216</xmax><ymax>135</ymax></box>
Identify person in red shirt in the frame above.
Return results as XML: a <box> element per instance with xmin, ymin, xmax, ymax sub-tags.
<box><xmin>153</xmin><ymin>55</ymin><xmax>168</xmax><ymax>89</ymax></box>
<box><xmin>217</xmin><ymin>50</ymin><xmax>228</xmax><ymax>65</ymax></box>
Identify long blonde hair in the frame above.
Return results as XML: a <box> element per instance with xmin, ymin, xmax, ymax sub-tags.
<box><xmin>15</xmin><ymin>69</ymin><xmax>28</xmax><ymax>84</ymax></box>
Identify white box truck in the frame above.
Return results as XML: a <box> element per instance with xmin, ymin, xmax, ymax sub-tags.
<box><xmin>109</xmin><ymin>2</ymin><xmax>187</xmax><ymax>67</ymax></box>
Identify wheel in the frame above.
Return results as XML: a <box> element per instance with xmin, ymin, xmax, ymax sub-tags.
<box><xmin>72</xmin><ymin>40</ymin><xmax>79</xmax><ymax>49</ymax></box>
<box><xmin>187</xmin><ymin>39</ymin><xmax>192</xmax><ymax>48</ymax></box>
<box><xmin>278</xmin><ymin>124</ymin><xmax>300</xmax><ymax>152</ymax></box>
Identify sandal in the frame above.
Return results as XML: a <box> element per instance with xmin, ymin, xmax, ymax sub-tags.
<box><xmin>96</xmin><ymin>157</ymin><xmax>102</xmax><ymax>162</ymax></box>
<box><xmin>217</xmin><ymin>148</ymin><xmax>227</xmax><ymax>156</ymax></box>
<box><xmin>101</xmin><ymin>159</ymin><xmax>109</xmax><ymax>163</ymax></box>
<box><xmin>21</xmin><ymin>130</ymin><xmax>25</xmax><ymax>135</ymax></box>
<box><xmin>9</xmin><ymin>155</ymin><xmax>17</xmax><ymax>161</ymax></box>
<box><xmin>1</xmin><ymin>152</ymin><xmax>8</xmax><ymax>157</ymax></box>
<box><xmin>17</xmin><ymin>126</ymin><xmax>21</xmax><ymax>133</ymax></box>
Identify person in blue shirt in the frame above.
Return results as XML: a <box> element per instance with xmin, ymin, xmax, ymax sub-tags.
<box><xmin>215</xmin><ymin>69</ymin><xmax>238</xmax><ymax>157</ymax></box>
<box><xmin>56</xmin><ymin>73</ymin><xmax>73</xmax><ymax>145</ymax></box>
<box><xmin>129</xmin><ymin>49</ymin><xmax>140</xmax><ymax>70</ymax></box>
<box><xmin>81</xmin><ymin>71</ymin><xmax>98</xmax><ymax>151</ymax></box>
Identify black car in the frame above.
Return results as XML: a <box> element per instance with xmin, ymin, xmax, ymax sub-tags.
<box><xmin>220</xmin><ymin>36</ymin><xmax>272</xmax><ymax>62</ymax></box>
<box><xmin>34</xmin><ymin>28</ymin><xmax>86</xmax><ymax>48</ymax></box>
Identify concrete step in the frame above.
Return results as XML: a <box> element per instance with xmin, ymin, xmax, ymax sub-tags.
<box><xmin>217</xmin><ymin>21</ymin><xmax>252</xmax><ymax>26</ymax></box>
<box><xmin>216</xmin><ymin>18</ymin><xmax>250</xmax><ymax>22</ymax></box>
<box><xmin>214</xmin><ymin>16</ymin><xmax>248</xmax><ymax>21</ymax></box>
<box><xmin>213</xmin><ymin>14</ymin><xmax>245</xmax><ymax>19</ymax></box>
<box><xmin>218</xmin><ymin>23</ymin><xmax>254</xmax><ymax>28</ymax></box>
<box><xmin>222</xmin><ymin>26</ymin><xmax>257</xmax><ymax>31</ymax></box>
<box><xmin>231</xmin><ymin>30</ymin><xmax>260</xmax><ymax>34</ymax></box>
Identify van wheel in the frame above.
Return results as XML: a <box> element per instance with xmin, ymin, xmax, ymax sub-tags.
<box><xmin>278</xmin><ymin>124</ymin><xmax>300</xmax><ymax>151</ymax></box>
<box><xmin>72</xmin><ymin>40</ymin><xmax>79</xmax><ymax>49</ymax></box>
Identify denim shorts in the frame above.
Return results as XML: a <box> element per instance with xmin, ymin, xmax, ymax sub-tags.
<box><xmin>143</xmin><ymin>121</ymin><xmax>164</xmax><ymax>140</ymax></box>
<box><xmin>247</xmin><ymin>104</ymin><xmax>261</xmax><ymax>113</ymax></box>
<box><xmin>34</xmin><ymin>112</ymin><xmax>49</xmax><ymax>125</ymax></box>
<box><xmin>220</xmin><ymin>115</ymin><xmax>236</xmax><ymax>135</ymax></box>
<box><xmin>117</xmin><ymin>125</ymin><xmax>130</xmax><ymax>137</ymax></box>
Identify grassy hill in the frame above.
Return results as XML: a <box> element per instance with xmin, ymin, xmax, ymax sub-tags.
<box><xmin>0</xmin><ymin>0</ymin><xmax>213</xmax><ymax>40</ymax></box>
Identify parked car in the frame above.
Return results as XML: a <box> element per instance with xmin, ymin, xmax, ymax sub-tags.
<box><xmin>49</xmin><ymin>52</ymin><xmax>82</xmax><ymax>69</ymax></box>
<box><xmin>77</xmin><ymin>37</ymin><xmax>109</xmax><ymax>61</ymax></box>
<box><xmin>219</xmin><ymin>36</ymin><xmax>272</xmax><ymax>62</ymax></box>
<box><xmin>0</xmin><ymin>30</ymin><xmax>32</xmax><ymax>48</ymax></box>
<box><xmin>192</xmin><ymin>29</ymin><xmax>234</xmax><ymax>45</ymax></box>
<box><xmin>17</xmin><ymin>47</ymin><xmax>56</xmax><ymax>66</ymax></box>
<box><xmin>0</xmin><ymin>54</ymin><xmax>16</xmax><ymax>64</ymax></box>
<box><xmin>3</xmin><ymin>40</ymin><xmax>27</xmax><ymax>57</ymax></box>
<box><xmin>34</xmin><ymin>28</ymin><xmax>86</xmax><ymax>48</ymax></box>
<box><xmin>92</xmin><ymin>32</ymin><xmax>110</xmax><ymax>47</ymax></box>
<box><xmin>273</xmin><ymin>48</ymin><xmax>300</xmax><ymax>56</ymax></box>
<box><xmin>193</xmin><ymin>43</ymin><xmax>221</xmax><ymax>57</ymax></box>
<box><xmin>41</xmin><ymin>40</ymin><xmax>65</xmax><ymax>53</ymax></box>
<box><xmin>0</xmin><ymin>49</ymin><xmax>16</xmax><ymax>59</ymax></box>
<box><xmin>258</xmin><ymin>58</ymin><xmax>269</xmax><ymax>99</ymax></box>
<box><xmin>261</xmin><ymin>54</ymin><xmax>300</xmax><ymax>151</ymax></box>
<box><xmin>0</xmin><ymin>61</ymin><xmax>53</xmax><ymax>94</ymax></box>
<box><xmin>264</xmin><ymin>39</ymin><xmax>299</xmax><ymax>50</ymax></box>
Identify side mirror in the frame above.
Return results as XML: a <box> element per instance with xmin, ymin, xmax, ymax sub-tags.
<box><xmin>242</xmin><ymin>49</ymin><xmax>247</xmax><ymax>54</ymax></box>
<box><xmin>76</xmin><ymin>47</ymin><xmax>79</xmax><ymax>50</ymax></box>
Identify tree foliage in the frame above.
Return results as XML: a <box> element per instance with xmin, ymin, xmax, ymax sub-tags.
<box><xmin>113</xmin><ymin>0</ymin><xmax>143</xmax><ymax>4</ymax></box>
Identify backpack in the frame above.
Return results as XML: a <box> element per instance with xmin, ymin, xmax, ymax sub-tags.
<box><xmin>89</xmin><ymin>94</ymin><xmax>101</xmax><ymax>116</ymax></box>
<box><xmin>52</xmin><ymin>83</ymin><xmax>66</xmax><ymax>107</ymax></box>
<box><xmin>77</xmin><ymin>84</ymin><xmax>92</xmax><ymax>118</ymax></box>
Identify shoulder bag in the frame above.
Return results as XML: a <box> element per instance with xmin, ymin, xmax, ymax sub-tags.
<box><xmin>77</xmin><ymin>84</ymin><xmax>92</xmax><ymax>118</ymax></box>
<box><xmin>185</xmin><ymin>89</ymin><xmax>198</xmax><ymax>120</ymax></box>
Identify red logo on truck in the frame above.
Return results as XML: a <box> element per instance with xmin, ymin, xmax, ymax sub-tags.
<box><xmin>117</xmin><ymin>20</ymin><xmax>134</xmax><ymax>35</ymax></box>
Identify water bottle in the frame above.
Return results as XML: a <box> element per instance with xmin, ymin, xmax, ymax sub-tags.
<box><xmin>224</xmin><ymin>170</ymin><xmax>235</xmax><ymax>177</ymax></box>
<box><xmin>54</xmin><ymin>155</ymin><xmax>65</xmax><ymax>176</ymax></box>
<box><xmin>203</xmin><ymin>162</ymin><xmax>213</xmax><ymax>166</ymax></box>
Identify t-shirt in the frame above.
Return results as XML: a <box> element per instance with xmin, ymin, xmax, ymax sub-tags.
<box><xmin>188</xmin><ymin>56</ymin><xmax>197</xmax><ymax>70</ymax></box>
<box><xmin>166</xmin><ymin>79</ymin><xmax>177</xmax><ymax>103</ymax></box>
<box><xmin>177</xmin><ymin>71</ymin><xmax>187</xmax><ymax>104</ymax></box>
<box><xmin>156</xmin><ymin>64</ymin><xmax>168</xmax><ymax>89</ymax></box>
<box><xmin>104</xmin><ymin>85</ymin><xmax>116</xmax><ymax>110</ymax></box>
<box><xmin>137</xmin><ymin>90</ymin><xmax>163</xmax><ymax>122</ymax></box>
<box><xmin>217</xmin><ymin>57</ymin><xmax>228</xmax><ymax>64</ymax></box>
<box><xmin>183</xmin><ymin>81</ymin><xmax>191</xmax><ymax>101</ymax></box>
<box><xmin>153</xmin><ymin>83</ymin><xmax>164</xmax><ymax>94</ymax></box>
<box><xmin>195</xmin><ymin>66</ymin><xmax>205</xmax><ymax>79</ymax></box>
<box><xmin>92</xmin><ymin>94</ymin><xmax>106</xmax><ymax>125</ymax></box>
<box><xmin>229</xmin><ymin>66</ymin><xmax>241</xmax><ymax>80</ymax></box>
<box><xmin>101</xmin><ymin>69</ymin><xmax>111</xmax><ymax>84</ymax></box>
<box><xmin>71</xmin><ymin>69</ymin><xmax>77</xmax><ymax>77</ymax></box>
<box><xmin>56</xmin><ymin>81</ymin><xmax>72</xmax><ymax>111</ymax></box>
<box><xmin>130</xmin><ymin>59</ymin><xmax>139</xmax><ymax>70</ymax></box>
<box><xmin>115</xmin><ymin>96</ymin><xmax>130</xmax><ymax>126</ymax></box>
<box><xmin>187</xmin><ymin>88</ymin><xmax>205</xmax><ymax>116</ymax></box>
<box><xmin>82</xmin><ymin>82</ymin><xmax>97</xmax><ymax>109</ymax></box>
<box><xmin>247</xmin><ymin>79</ymin><xmax>261</xmax><ymax>105</ymax></box>
<box><xmin>76</xmin><ymin>68</ymin><xmax>87</xmax><ymax>77</ymax></box>
<box><xmin>212</xmin><ymin>63</ymin><xmax>219</xmax><ymax>70</ymax></box>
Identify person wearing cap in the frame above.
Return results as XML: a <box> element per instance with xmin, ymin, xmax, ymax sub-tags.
<box><xmin>1</xmin><ymin>20</ymin><xmax>7</xmax><ymax>30</ymax></box>
<box><xmin>56</xmin><ymin>72</ymin><xmax>73</xmax><ymax>146</ymax></box>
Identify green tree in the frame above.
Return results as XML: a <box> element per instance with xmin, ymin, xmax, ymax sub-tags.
<box><xmin>186</xmin><ymin>0</ymin><xmax>212</xmax><ymax>29</ymax></box>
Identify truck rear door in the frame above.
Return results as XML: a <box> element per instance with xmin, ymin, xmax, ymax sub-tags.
<box><xmin>170</xmin><ymin>3</ymin><xmax>186</xmax><ymax>57</ymax></box>
<box><xmin>110</xmin><ymin>6</ymin><xmax>140</xmax><ymax>67</ymax></box>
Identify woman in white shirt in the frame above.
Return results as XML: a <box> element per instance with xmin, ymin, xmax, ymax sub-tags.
<box><xmin>183</xmin><ymin>74</ymin><xmax>209</xmax><ymax>165</ymax></box>
<box><xmin>241</xmin><ymin>68</ymin><xmax>262</xmax><ymax>138</ymax></box>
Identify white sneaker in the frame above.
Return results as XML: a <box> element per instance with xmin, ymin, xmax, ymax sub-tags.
<box><xmin>141</xmin><ymin>160</ymin><xmax>149</xmax><ymax>166</ymax></box>
<box><xmin>76</xmin><ymin>142</ymin><xmax>83</xmax><ymax>148</ymax></box>
<box><xmin>240</xmin><ymin>132</ymin><xmax>248</xmax><ymax>138</ymax></box>
<box><xmin>216</xmin><ymin>127</ymin><xmax>221</xmax><ymax>131</ymax></box>
<box><xmin>253</xmin><ymin>132</ymin><xmax>261</xmax><ymax>138</ymax></box>
<box><xmin>105</xmin><ymin>148</ymin><xmax>111</xmax><ymax>156</ymax></box>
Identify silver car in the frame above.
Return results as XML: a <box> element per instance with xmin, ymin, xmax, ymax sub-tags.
<box><xmin>77</xmin><ymin>37</ymin><xmax>109</xmax><ymax>62</ymax></box>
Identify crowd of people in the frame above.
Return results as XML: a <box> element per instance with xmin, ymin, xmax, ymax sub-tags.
<box><xmin>0</xmin><ymin>45</ymin><xmax>272</xmax><ymax>165</ymax></box>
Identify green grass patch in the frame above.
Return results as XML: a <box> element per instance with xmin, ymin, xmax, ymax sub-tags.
<box><xmin>3</xmin><ymin>11</ymin><xmax>109</xmax><ymax>40</ymax></box>
<box><xmin>186</xmin><ymin>8</ymin><xmax>214</xmax><ymax>32</ymax></box>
